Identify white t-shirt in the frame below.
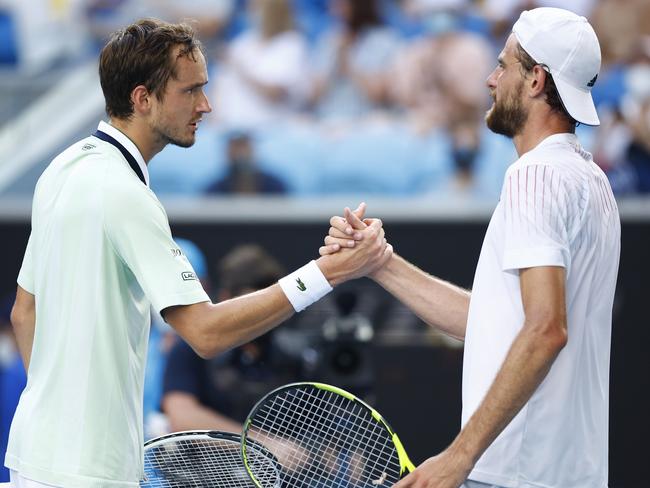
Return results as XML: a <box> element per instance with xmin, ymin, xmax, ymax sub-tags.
<box><xmin>463</xmin><ymin>133</ymin><xmax>620</xmax><ymax>488</ymax></box>
<box><xmin>214</xmin><ymin>30</ymin><xmax>309</xmax><ymax>128</ymax></box>
<box><xmin>5</xmin><ymin>122</ymin><xmax>210</xmax><ymax>487</ymax></box>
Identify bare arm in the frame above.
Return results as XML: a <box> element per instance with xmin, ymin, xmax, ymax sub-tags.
<box><xmin>11</xmin><ymin>285</ymin><xmax>36</xmax><ymax>371</ymax></box>
<box><xmin>370</xmin><ymin>254</ymin><xmax>470</xmax><ymax>340</ymax></box>
<box><xmin>395</xmin><ymin>265</ymin><xmax>568</xmax><ymax>487</ymax></box>
<box><xmin>322</xmin><ymin>207</ymin><xmax>469</xmax><ymax>340</ymax></box>
<box><xmin>162</xmin><ymin>285</ymin><xmax>293</xmax><ymax>359</ymax></box>
<box><xmin>162</xmin><ymin>391</ymin><xmax>243</xmax><ymax>433</ymax></box>
<box><xmin>164</xmin><ymin>219</ymin><xmax>390</xmax><ymax>359</ymax></box>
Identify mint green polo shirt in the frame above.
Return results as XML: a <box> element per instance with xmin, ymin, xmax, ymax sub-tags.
<box><xmin>5</xmin><ymin>122</ymin><xmax>209</xmax><ymax>487</ymax></box>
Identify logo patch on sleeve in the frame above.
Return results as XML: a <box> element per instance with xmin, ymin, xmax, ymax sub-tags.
<box><xmin>181</xmin><ymin>271</ymin><xmax>197</xmax><ymax>281</ymax></box>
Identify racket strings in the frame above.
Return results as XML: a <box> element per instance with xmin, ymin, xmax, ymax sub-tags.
<box><xmin>246</xmin><ymin>386</ymin><xmax>402</xmax><ymax>487</ymax></box>
<box><xmin>253</xmin><ymin>389</ymin><xmax>398</xmax><ymax>486</ymax></box>
<box><xmin>141</xmin><ymin>435</ymin><xmax>277</xmax><ymax>487</ymax></box>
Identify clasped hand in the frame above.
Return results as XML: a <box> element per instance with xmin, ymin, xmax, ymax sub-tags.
<box><xmin>318</xmin><ymin>203</ymin><xmax>392</xmax><ymax>284</ymax></box>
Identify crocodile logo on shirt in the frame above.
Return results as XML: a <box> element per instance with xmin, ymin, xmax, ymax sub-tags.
<box><xmin>296</xmin><ymin>278</ymin><xmax>307</xmax><ymax>291</ymax></box>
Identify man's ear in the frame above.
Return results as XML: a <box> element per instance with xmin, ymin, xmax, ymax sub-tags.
<box><xmin>131</xmin><ymin>85</ymin><xmax>152</xmax><ymax>115</ymax></box>
<box><xmin>528</xmin><ymin>65</ymin><xmax>548</xmax><ymax>98</ymax></box>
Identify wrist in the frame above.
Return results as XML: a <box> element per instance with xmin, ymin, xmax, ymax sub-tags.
<box><xmin>278</xmin><ymin>260</ymin><xmax>333</xmax><ymax>312</ymax></box>
<box><xmin>368</xmin><ymin>252</ymin><xmax>396</xmax><ymax>283</ymax></box>
<box><xmin>448</xmin><ymin>434</ymin><xmax>480</xmax><ymax>471</ymax></box>
<box><xmin>314</xmin><ymin>256</ymin><xmax>345</xmax><ymax>287</ymax></box>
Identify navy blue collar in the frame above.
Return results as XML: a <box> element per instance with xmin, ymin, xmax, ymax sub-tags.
<box><xmin>93</xmin><ymin>130</ymin><xmax>146</xmax><ymax>185</ymax></box>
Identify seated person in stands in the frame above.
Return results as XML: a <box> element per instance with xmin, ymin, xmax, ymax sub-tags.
<box><xmin>162</xmin><ymin>245</ymin><xmax>300</xmax><ymax>432</ymax></box>
<box><xmin>309</xmin><ymin>0</ymin><xmax>402</xmax><ymax>119</ymax></box>
<box><xmin>390</xmin><ymin>5</ymin><xmax>493</xmax><ymax>188</ymax></box>
<box><xmin>205</xmin><ymin>131</ymin><xmax>288</xmax><ymax>195</ymax></box>
<box><xmin>212</xmin><ymin>0</ymin><xmax>310</xmax><ymax>128</ymax></box>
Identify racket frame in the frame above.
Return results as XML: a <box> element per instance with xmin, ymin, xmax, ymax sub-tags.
<box><xmin>241</xmin><ymin>381</ymin><xmax>416</xmax><ymax>487</ymax></box>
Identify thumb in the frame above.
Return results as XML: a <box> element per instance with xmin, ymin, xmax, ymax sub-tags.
<box><xmin>351</xmin><ymin>202</ymin><xmax>367</xmax><ymax>221</ymax></box>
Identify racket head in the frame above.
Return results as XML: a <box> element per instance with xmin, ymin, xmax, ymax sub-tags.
<box><xmin>241</xmin><ymin>382</ymin><xmax>415</xmax><ymax>488</ymax></box>
<box><xmin>141</xmin><ymin>430</ymin><xmax>281</xmax><ymax>487</ymax></box>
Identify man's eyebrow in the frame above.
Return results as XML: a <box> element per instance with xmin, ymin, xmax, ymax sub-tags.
<box><xmin>183</xmin><ymin>80</ymin><xmax>209</xmax><ymax>90</ymax></box>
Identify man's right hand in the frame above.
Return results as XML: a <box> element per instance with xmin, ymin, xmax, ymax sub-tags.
<box><xmin>316</xmin><ymin>204</ymin><xmax>392</xmax><ymax>286</ymax></box>
<box><xmin>319</xmin><ymin>203</ymin><xmax>368</xmax><ymax>256</ymax></box>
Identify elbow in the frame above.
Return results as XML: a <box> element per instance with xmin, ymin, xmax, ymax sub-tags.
<box><xmin>527</xmin><ymin>317</ymin><xmax>568</xmax><ymax>356</ymax></box>
<box><xmin>192</xmin><ymin>341</ymin><xmax>220</xmax><ymax>360</ymax></box>
<box><xmin>187</xmin><ymin>325</ymin><xmax>226</xmax><ymax>360</ymax></box>
<box><xmin>164</xmin><ymin>303</ymin><xmax>226</xmax><ymax>359</ymax></box>
<box><xmin>547</xmin><ymin>325</ymin><xmax>568</xmax><ymax>354</ymax></box>
<box><xmin>10</xmin><ymin>303</ymin><xmax>30</xmax><ymax>334</ymax></box>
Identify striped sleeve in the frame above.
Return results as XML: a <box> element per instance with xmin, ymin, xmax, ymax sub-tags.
<box><xmin>501</xmin><ymin>164</ymin><xmax>571</xmax><ymax>272</ymax></box>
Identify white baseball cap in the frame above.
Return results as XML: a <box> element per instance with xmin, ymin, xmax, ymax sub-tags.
<box><xmin>513</xmin><ymin>7</ymin><xmax>601</xmax><ymax>126</ymax></box>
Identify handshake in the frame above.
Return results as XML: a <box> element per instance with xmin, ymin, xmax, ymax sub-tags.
<box><xmin>315</xmin><ymin>202</ymin><xmax>393</xmax><ymax>287</ymax></box>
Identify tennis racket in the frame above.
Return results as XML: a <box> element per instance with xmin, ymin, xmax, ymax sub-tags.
<box><xmin>241</xmin><ymin>382</ymin><xmax>416</xmax><ymax>487</ymax></box>
<box><xmin>141</xmin><ymin>430</ymin><xmax>281</xmax><ymax>487</ymax></box>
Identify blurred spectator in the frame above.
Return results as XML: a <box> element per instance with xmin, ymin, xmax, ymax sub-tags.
<box><xmin>206</xmin><ymin>131</ymin><xmax>288</xmax><ymax>195</ymax></box>
<box><xmin>595</xmin><ymin>38</ymin><xmax>650</xmax><ymax>194</ymax></box>
<box><xmin>85</xmin><ymin>0</ymin><xmax>235</xmax><ymax>53</ymax></box>
<box><xmin>0</xmin><ymin>293</ymin><xmax>26</xmax><ymax>482</ymax></box>
<box><xmin>390</xmin><ymin>7</ymin><xmax>493</xmax><ymax>187</ymax></box>
<box><xmin>3</xmin><ymin>0</ymin><xmax>87</xmax><ymax>72</ymax></box>
<box><xmin>481</xmin><ymin>0</ymin><xmax>596</xmax><ymax>41</ymax></box>
<box><xmin>162</xmin><ymin>244</ymin><xmax>300</xmax><ymax>433</ymax></box>
<box><xmin>591</xmin><ymin>0</ymin><xmax>650</xmax><ymax>66</ymax></box>
<box><xmin>151</xmin><ymin>0</ymin><xmax>235</xmax><ymax>46</ymax></box>
<box><xmin>143</xmin><ymin>238</ymin><xmax>211</xmax><ymax>438</ymax></box>
<box><xmin>212</xmin><ymin>0</ymin><xmax>309</xmax><ymax>128</ymax></box>
<box><xmin>309</xmin><ymin>0</ymin><xmax>402</xmax><ymax>120</ymax></box>
<box><xmin>0</xmin><ymin>5</ymin><xmax>18</xmax><ymax>65</ymax></box>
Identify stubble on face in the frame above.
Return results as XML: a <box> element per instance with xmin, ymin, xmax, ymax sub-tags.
<box><xmin>150</xmin><ymin>51</ymin><xmax>207</xmax><ymax>149</ymax></box>
<box><xmin>485</xmin><ymin>77</ymin><xmax>529</xmax><ymax>138</ymax></box>
<box><xmin>150</xmin><ymin>100</ymin><xmax>198</xmax><ymax>149</ymax></box>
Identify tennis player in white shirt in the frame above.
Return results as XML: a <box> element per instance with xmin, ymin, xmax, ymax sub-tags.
<box><xmin>323</xmin><ymin>8</ymin><xmax>619</xmax><ymax>488</ymax></box>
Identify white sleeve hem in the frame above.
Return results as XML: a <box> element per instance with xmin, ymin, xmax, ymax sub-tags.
<box><xmin>502</xmin><ymin>246</ymin><xmax>568</xmax><ymax>272</ymax></box>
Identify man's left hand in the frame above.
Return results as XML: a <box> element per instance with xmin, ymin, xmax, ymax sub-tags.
<box><xmin>394</xmin><ymin>448</ymin><xmax>473</xmax><ymax>488</ymax></box>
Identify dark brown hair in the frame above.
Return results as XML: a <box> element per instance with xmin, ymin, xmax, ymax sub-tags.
<box><xmin>218</xmin><ymin>244</ymin><xmax>285</xmax><ymax>297</ymax></box>
<box><xmin>99</xmin><ymin>19</ymin><xmax>204</xmax><ymax>120</ymax></box>
<box><xmin>515</xmin><ymin>43</ymin><xmax>577</xmax><ymax>126</ymax></box>
<box><xmin>345</xmin><ymin>0</ymin><xmax>383</xmax><ymax>35</ymax></box>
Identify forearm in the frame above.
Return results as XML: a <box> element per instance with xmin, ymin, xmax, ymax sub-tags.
<box><xmin>12</xmin><ymin>318</ymin><xmax>34</xmax><ymax>371</ymax></box>
<box><xmin>11</xmin><ymin>288</ymin><xmax>36</xmax><ymax>371</ymax></box>
<box><xmin>166</xmin><ymin>284</ymin><xmax>294</xmax><ymax>359</ymax></box>
<box><xmin>371</xmin><ymin>254</ymin><xmax>470</xmax><ymax>340</ymax></box>
<box><xmin>450</xmin><ymin>322</ymin><xmax>566</xmax><ymax>465</ymax></box>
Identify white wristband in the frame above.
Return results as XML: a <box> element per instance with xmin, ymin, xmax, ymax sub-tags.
<box><xmin>279</xmin><ymin>260</ymin><xmax>333</xmax><ymax>312</ymax></box>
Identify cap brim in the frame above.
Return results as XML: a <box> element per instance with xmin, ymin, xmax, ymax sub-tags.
<box><xmin>553</xmin><ymin>75</ymin><xmax>600</xmax><ymax>126</ymax></box>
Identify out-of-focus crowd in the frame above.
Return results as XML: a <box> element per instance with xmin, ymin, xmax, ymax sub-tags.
<box><xmin>1</xmin><ymin>0</ymin><xmax>649</xmax><ymax>196</ymax></box>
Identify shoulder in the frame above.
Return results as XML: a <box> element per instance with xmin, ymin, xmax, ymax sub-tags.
<box><xmin>101</xmin><ymin>163</ymin><xmax>165</xmax><ymax>230</ymax></box>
